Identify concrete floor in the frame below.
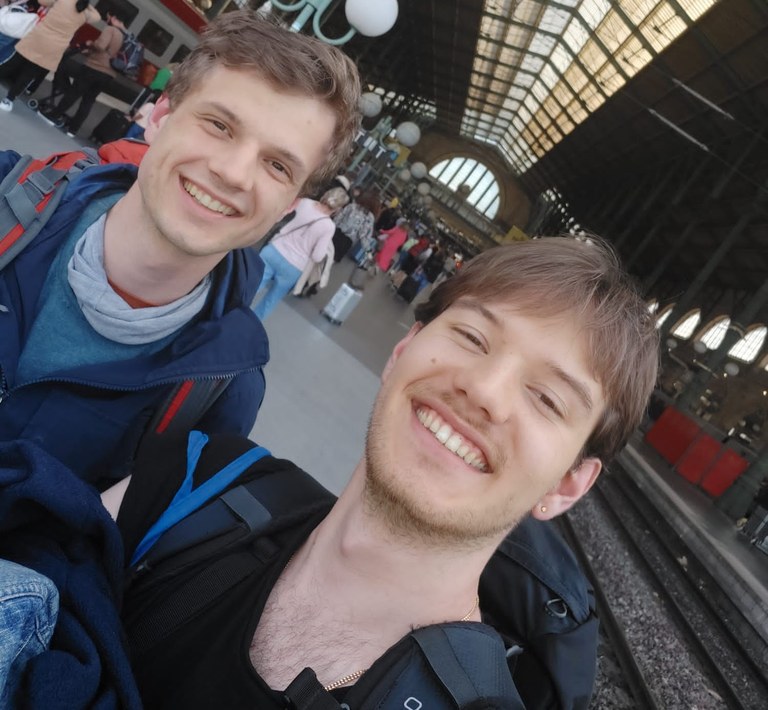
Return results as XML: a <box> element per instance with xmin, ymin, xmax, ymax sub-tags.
<box><xmin>0</xmin><ymin>87</ymin><xmax>421</xmax><ymax>493</ymax></box>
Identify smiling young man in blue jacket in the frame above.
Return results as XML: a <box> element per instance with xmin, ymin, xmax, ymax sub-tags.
<box><xmin>0</xmin><ymin>14</ymin><xmax>362</xmax><ymax>487</ymax></box>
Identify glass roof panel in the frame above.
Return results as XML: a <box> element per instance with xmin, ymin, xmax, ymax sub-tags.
<box><xmin>459</xmin><ymin>0</ymin><xmax>716</xmax><ymax>172</ymax></box>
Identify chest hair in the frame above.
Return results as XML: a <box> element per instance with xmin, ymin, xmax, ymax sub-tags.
<box><xmin>249</xmin><ymin>573</ymin><xmax>382</xmax><ymax>691</ymax></box>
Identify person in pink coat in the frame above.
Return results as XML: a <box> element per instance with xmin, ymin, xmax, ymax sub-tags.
<box><xmin>375</xmin><ymin>218</ymin><xmax>408</xmax><ymax>272</ymax></box>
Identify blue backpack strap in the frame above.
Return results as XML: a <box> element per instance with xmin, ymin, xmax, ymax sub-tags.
<box><xmin>131</xmin><ymin>431</ymin><xmax>271</xmax><ymax>564</ymax></box>
<box><xmin>0</xmin><ymin>149</ymin><xmax>100</xmax><ymax>271</ymax></box>
<box><xmin>129</xmin><ymin>435</ymin><xmax>335</xmax><ymax>573</ymax></box>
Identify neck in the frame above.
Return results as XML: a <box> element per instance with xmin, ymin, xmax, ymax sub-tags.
<box><xmin>291</xmin><ymin>462</ymin><xmax>497</xmax><ymax>632</ymax></box>
<box><xmin>103</xmin><ymin>187</ymin><xmax>220</xmax><ymax>305</ymax></box>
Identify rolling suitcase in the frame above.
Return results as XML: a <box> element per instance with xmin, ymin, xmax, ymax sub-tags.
<box><xmin>321</xmin><ymin>283</ymin><xmax>363</xmax><ymax>325</ymax></box>
<box><xmin>397</xmin><ymin>275</ymin><xmax>419</xmax><ymax>304</ymax></box>
<box><xmin>91</xmin><ymin>108</ymin><xmax>132</xmax><ymax>144</ymax></box>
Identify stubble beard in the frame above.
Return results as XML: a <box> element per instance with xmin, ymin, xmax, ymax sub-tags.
<box><xmin>362</xmin><ymin>392</ymin><xmax>523</xmax><ymax>552</ymax></box>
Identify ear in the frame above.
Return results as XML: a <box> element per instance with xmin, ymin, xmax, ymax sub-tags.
<box><xmin>381</xmin><ymin>322</ymin><xmax>423</xmax><ymax>383</ymax></box>
<box><xmin>142</xmin><ymin>94</ymin><xmax>172</xmax><ymax>144</ymax></box>
<box><xmin>532</xmin><ymin>457</ymin><xmax>602</xmax><ymax>520</ymax></box>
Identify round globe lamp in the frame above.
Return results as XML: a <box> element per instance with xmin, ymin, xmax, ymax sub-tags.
<box><xmin>398</xmin><ymin>168</ymin><xmax>411</xmax><ymax>182</ymax></box>
<box><xmin>359</xmin><ymin>92</ymin><xmax>382</xmax><ymax>117</ymax></box>
<box><xmin>417</xmin><ymin>181</ymin><xmax>431</xmax><ymax>196</ymax></box>
<box><xmin>410</xmin><ymin>161</ymin><xmax>427</xmax><ymax>179</ymax></box>
<box><xmin>395</xmin><ymin>122</ymin><xmax>421</xmax><ymax>147</ymax></box>
<box><xmin>345</xmin><ymin>0</ymin><xmax>399</xmax><ymax>37</ymax></box>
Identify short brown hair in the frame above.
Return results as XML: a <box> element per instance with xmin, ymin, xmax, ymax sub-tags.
<box><xmin>166</xmin><ymin>11</ymin><xmax>361</xmax><ymax>194</ymax></box>
<box><xmin>414</xmin><ymin>236</ymin><xmax>659</xmax><ymax>462</ymax></box>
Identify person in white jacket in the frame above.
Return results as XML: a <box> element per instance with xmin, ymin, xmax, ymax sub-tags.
<box><xmin>252</xmin><ymin>187</ymin><xmax>349</xmax><ymax>320</ymax></box>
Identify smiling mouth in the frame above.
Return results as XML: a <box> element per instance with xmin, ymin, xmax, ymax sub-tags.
<box><xmin>416</xmin><ymin>406</ymin><xmax>489</xmax><ymax>472</ymax></box>
<box><xmin>182</xmin><ymin>179</ymin><xmax>238</xmax><ymax>216</ymax></box>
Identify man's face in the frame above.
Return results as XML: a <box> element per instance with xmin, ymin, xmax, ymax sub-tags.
<box><xmin>364</xmin><ymin>298</ymin><xmax>604</xmax><ymax>547</ymax></box>
<box><xmin>137</xmin><ymin>66</ymin><xmax>336</xmax><ymax>260</ymax></box>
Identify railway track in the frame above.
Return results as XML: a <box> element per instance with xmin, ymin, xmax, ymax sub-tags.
<box><xmin>560</xmin><ymin>467</ymin><xmax>768</xmax><ymax>709</ymax></box>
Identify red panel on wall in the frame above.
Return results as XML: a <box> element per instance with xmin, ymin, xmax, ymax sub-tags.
<box><xmin>700</xmin><ymin>449</ymin><xmax>749</xmax><ymax>497</ymax></box>
<box><xmin>675</xmin><ymin>433</ymin><xmax>720</xmax><ymax>485</ymax></box>
<box><xmin>645</xmin><ymin>406</ymin><xmax>701</xmax><ymax>464</ymax></box>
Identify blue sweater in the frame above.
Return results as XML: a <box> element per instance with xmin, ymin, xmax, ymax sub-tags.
<box><xmin>0</xmin><ymin>150</ymin><xmax>270</xmax><ymax>486</ymax></box>
<box><xmin>0</xmin><ymin>440</ymin><xmax>141</xmax><ymax>709</ymax></box>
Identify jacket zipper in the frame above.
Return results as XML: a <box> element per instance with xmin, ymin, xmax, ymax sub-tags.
<box><xmin>0</xmin><ymin>369</ymin><xmax>258</xmax><ymax>402</ymax></box>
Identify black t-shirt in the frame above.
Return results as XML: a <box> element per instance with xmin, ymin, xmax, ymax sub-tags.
<box><xmin>116</xmin><ymin>433</ymin><xmax>335</xmax><ymax>709</ymax></box>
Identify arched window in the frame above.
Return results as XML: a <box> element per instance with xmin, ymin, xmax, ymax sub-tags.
<box><xmin>647</xmin><ymin>300</ymin><xmax>658</xmax><ymax>314</ymax></box>
<box><xmin>697</xmin><ymin>316</ymin><xmax>730</xmax><ymax>350</ymax></box>
<box><xmin>656</xmin><ymin>304</ymin><xmax>674</xmax><ymax>329</ymax></box>
<box><xmin>729</xmin><ymin>325</ymin><xmax>767</xmax><ymax>363</ymax></box>
<box><xmin>429</xmin><ymin>157</ymin><xmax>500</xmax><ymax>219</ymax></box>
<box><xmin>671</xmin><ymin>310</ymin><xmax>701</xmax><ymax>340</ymax></box>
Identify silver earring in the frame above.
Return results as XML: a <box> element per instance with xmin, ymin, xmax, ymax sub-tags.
<box><xmin>540</xmin><ymin>505</ymin><xmax>548</xmax><ymax>513</ymax></box>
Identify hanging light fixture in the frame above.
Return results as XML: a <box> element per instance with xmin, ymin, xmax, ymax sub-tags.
<box><xmin>359</xmin><ymin>92</ymin><xmax>382</xmax><ymax>118</ymax></box>
<box><xmin>395</xmin><ymin>122</ymin><xmax>421</xmax><ymax>147</ymax></box>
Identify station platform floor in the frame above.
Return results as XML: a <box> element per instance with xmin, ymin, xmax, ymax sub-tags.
<box><xmin>2</xmin><ymin>96</ymin><xmax>766</xmax><ymax>656</ymax></box>
<box><xmin>617</xmin><ymin>436</ymin><xmax>768</xmax><ymax>651</ymax></box>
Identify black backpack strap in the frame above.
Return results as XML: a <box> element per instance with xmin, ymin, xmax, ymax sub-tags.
<box><xmin>135</xmin><ymin>466</ymin><xmax>334</xmax><ymax>571</ymax></box>
<box><xmin>146</xmin><ymin>377</ymin><xmax>233</xmax><ymax>437</ymax></box>
<box><xmin>128</xmin><ymin>465</ymin><xmax>335</xmax><ymax>652</ymax></box>
<box><xmin>284</xmin><ymin>669</ymin><xmax>342</xmax><ymax>710</ymax></box>
<box><xmin>128</xmin><ymin>547</ymin><xmax>259</xmax><ymax>653</ymax></box>
<box><xmin>411</xmin><ymin>624</ymin><xmax>520</xmax><ymax>708</ymax></box>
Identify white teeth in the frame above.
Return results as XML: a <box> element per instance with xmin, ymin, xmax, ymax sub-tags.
<box><xmin>445</xmin><ymin>434</ymin><xmax>462</xmax><ymax>453</ymax></box>
<box><xmin>183</xmin><ymin>180</ymin><xmax>237</xmax><ymax>216</ymax></box>
<box><xmin>415</xmin><ymin>407</ymin><xmax>488</xmax><ymax>472</ymax></box>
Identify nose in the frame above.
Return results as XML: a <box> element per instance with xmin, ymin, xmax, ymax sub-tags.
<box><xmin>208</xmin><ymin>142</ymin><xmax>257</xmax><ymax>193</ymax></box>
<box><xmin>453</xmin><ymin>357</ymin><xmax>519</xmax><ymax>425</ymax></box>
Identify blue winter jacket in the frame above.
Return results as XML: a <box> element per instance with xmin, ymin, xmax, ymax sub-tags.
<box><xmin>0</xmin><ymin>150</ymin><xmax>270</xmax><ymax>486</ymax></box>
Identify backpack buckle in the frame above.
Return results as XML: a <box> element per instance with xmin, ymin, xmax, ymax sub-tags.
<box><xmin>26</xmin><ymin>169</ymin><xmax>56</xmax><ymax>196</ymax></box>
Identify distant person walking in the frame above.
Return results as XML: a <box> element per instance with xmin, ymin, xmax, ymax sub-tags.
<box><xmin>0</xmin><ymin>0</ymin><xmax>99</xmax><ymax>112</ymax></box>
<box><xmin>375</xmin><ymin>217</ymin><xmax>408</xmax><ymax>272</ymax></box>
<box><xmin>332</xmin><ymin>190</ymin><xmax>377</xmax><ymax>262</ymax></box>
<box><xmin>252</xmin><ymin>187</ymin><xmax>349</xmax><ymax>320</ymax></box>
<box><xmin>39</xmin><ymin>12</ymin><xmax>125</xmax><ymax>136</ymax></box>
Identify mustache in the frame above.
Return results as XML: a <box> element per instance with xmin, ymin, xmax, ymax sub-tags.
<box><xmin>407</xmin><ymin>385</ymin><xmax>505</xmax><ymax>471</ymax></box>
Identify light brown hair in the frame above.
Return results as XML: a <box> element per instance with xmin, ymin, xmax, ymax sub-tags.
<box><xmin>165</xmin><ymin>11</ymin><xmax>361</xmax><ymax>194</ymax></box>
<box><xmin>414</xmin><ymin>236</ymin><xmax>660</xmax><ymax>462</ymax></box>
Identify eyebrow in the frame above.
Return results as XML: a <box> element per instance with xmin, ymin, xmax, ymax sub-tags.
<box><xmin>545</xmin><ymin>360</ymin><xmax>594</xmax><ymax>413</ymax></box>
<box><xmin>455</xmin><ymin>298</ymin><xmax>502</xmax><ymax>327</ymax></box>
<box><xmin>202</xmin><ymin>101</ymin><xmax>308</xmax><ymax>174</ymax></box>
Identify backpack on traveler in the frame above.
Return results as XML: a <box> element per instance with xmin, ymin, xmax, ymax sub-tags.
<box><xmin>125</xmin><ymin>432</ymin><xmax>599</xmax><ymax>709</ymax></box>
<box><xmin>111</xmin><ymin>29</ymin><xmax>144</xmax><ymax>79</ymax></box>
<box><xmin>0</xmin><ymin>141</ymin><xmax>233</xmax><ymax>448</ymax></box>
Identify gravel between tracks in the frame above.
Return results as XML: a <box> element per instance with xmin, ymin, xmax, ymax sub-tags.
<box><xmin>568</xmin><ymin>487</ymin><xmax>728</xmax><ymax>709</ymax></box>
